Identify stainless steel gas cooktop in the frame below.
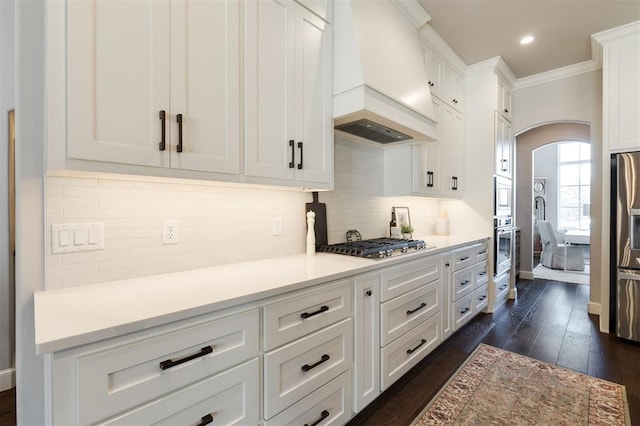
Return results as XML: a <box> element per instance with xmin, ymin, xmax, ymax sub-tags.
<box><xmin>317</xmin><ymin>230</ymin><xmax>430</xmax><ymax>259</ymax></box>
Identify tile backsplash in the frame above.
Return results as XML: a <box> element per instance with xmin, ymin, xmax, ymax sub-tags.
<box><xmin>45</xmin><ymin>139</ymin><xmax>442</xmax><ymax>289</ymax></box>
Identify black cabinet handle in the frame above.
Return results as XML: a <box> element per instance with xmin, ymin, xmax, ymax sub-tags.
<box><xmin>297</xmin><ymin>141</ymin><xmax>304</xmax><ymax>169</ymax></box>
<box><xmin>428</xmin><ymin>81</ymin><xmax>434</xmax><ymax>87</ymax></box>
<box><xmin>301</xmin><ymin>305</ymin><xmax>329</xmax><ymax>319</ymax></box>
<box><xmin>197</xmin><ymin>414</ymin><xmax>214</xmax><ymax>426</ymax></box>
<box><xmin>158</xmin><ymin>110</ymin><xmax>166</xmax><ymax>151</ymax></box>
<box><xmin>452</xmin><ymin>176</ymin><xmax>458</xmax><ymax>190</ymax></box>
<box><xmin>159</xmin><ymin>345</ymin><xmax>213</xmax><ymax>370</ymax></box>
<box><xmin>301</xmin><ymin>354</ymin><xmax>330</xmax><ymax>372</ymax></box>
<box><xmin>499</xmin><ymin>284</ymin><xmax>508</xmax><ymax>291</ymax></box>
<box><xmin>460</xmin><ymin>307</ymin><xmax>470</xmax><ymax>315</ymax></box>
<box><xmin>176</xmin><ymin>113</ymin><xmax>183</xmax><ymax>153</ymax></box>
<box><xmin>445</xmin><ymin>262</ymin><xmax>450</xmax><ymax>267</ymax></box>
<box><xmin>366</xmin><ymin>290</ymin><xmax>372</xmax><ymax>297</ymax></box>
<box><xmin>504</xmin><ymin>108</ymin><xmax>509</xmax><ymax>113</ymax></box>
<box><xmin>304</xmin><ymin>410</ymin><xmax>330</xmax><ymax>426</ymax></box>
<box><xmin>407</xmin><ymin>302</ymin><xmax>427</xmax><ymax>315</ymax></box>
<box><xmin>478</xmin><ymin>295</ymin><xmax>487</xmax><ymax>301</ymax></box>
<box><xmin>478</xmin><ymin>271</ymin><xmax>487</xmax><ymax>276</ymax></box>
<box><xmin>426</xmin><ymin>171</ymin><xmax>434</xmax><ymax>187</ymax></box>
<box><xmin>460</xmin><ymin>280</ymin><xmax>471</xmax><ymax>286</ymax></box>
<box><xmin>406</xmin><ymin>339</ymin><xmax>427</xmax><ymax>354</ymax></box>
<box><xmin>452</xmin><ymin>99</ymin><xmax>458</xmax><ymax>104</ymax></box>
<box><xmin>459</xmin><ymin>256</ymin><xmax>470</xmax><ymax>261</ymax></box>
<box><xmin>289</xmin><ymin>140</ymin><xmax>295</xmax><ymax>168</ymax></box>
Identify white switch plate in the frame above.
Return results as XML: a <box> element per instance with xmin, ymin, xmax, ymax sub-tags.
<box><xmin>51</xmin><ymin>223</ymin><xmax>104</xmax><ymax>253</ymax></box>
<box><xmin>162</xmin><ymin>220</ymin><xmax>179</xmax><ymax>244</ymax></box>
<box><xmin>272</xmin><ymin>217</ymin><xmax>282</xmax><ymax>236</ymax></box>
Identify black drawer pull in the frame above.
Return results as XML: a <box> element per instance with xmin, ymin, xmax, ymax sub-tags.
<box><xmin>289</xmin><ymin>140</ymin><xmax>295</xmax><ymax>168</ymax></box>
<box><xmin>460</xmin><ymin>307</ymin><xmax>470</xmax><ymax>315</ymax></box>
<box><xmin>366</xmin><ymin>290</ymin><xmax>372</xmax><ymax>297</ymax></box>
<box><xmin>478</xmin><ymin>271</ymin><xmax>487</xmax><ymax>276</ymax></box>
<box><xmin>406</xmin><ymin>339</ymin><xmax>427</xmax><ymax>355</ymax></box>
<box><xmin>297</xmin><ymin>141</ymin><xmax>303</xmax><ymax>169</ymax></box>
<box><xmin>407</xmin><ymin>302</ymin><xmax>427</xmax><ymax>315</ymax></box>
<box><xmin>499</xmin><ymin>285</ymin><xmax>508</xmax><ymax>291</ymax></box>
<box><xmin>478</xmin><ymin>250</ymin><xmax>487</xmax><ymax>255</ymax></box>
<box><xmin>176</xmin><ymin>113</ymin><xmax>183</xmax><ymax>153</ymax></box>
<box><xmin>197</xmin><ymin>413</ymin><xmax>214</xmax><ymax>426</ymax></box>
<box><xmin>460</xmin><ymin>280</ymin><xmax>471</xmax><ymax>286</ymax></box>
<box><xmin>304</xmin><ymin>410</ymin><xmax>330</xmax><ymax>426</ymax></box>
<box><xmin>158</xmin><ymin>110</ymin><xmax>166</xmax><ymax>151</ymax></box>
<box><xmin>478</xmin><ymin>295</ymin><xmax>487</xmax><ymax>301</ymax></box>
<box><xmin>301</xmin><ymin>305</ymin><xmax>329</xmax><ymax>319</ymax></box>
<box><xmin>459</xmin><ymin>256</ymin><xmax>470</xmax><ymax>261</ymax></box>
<box><xmin>301</xmin><ymin>354</ymin><xmax>330</xmax><ymax>372</ymax></box>
<box><xmin>159</xmin><ymin>345</ymin><xmax>213</xmax><ymax>370</ymax></box>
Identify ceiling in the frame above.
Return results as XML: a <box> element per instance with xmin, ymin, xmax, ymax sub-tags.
<box><xmin>417</xmin><ymin>0</ymin><xmax>640</xmax><ymax>79</ymax></box>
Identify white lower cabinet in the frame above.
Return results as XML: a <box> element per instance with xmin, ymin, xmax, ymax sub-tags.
<box><xmin>263</xmin><ymin>318</ymin><xmax>353</xmax><ymax>419</ymax></box>
<box><xmin>51</xmin><ymin>308</ymin><xmax>259</xmax><ymax>425</ymax></box>
<box><xmin>381</xmin><ymin>313</ymin><xmax>440</xmax><ymax>390</ymax></box>
<box><xmin>353</xmin><ymin>273</ymin><xmax>380</xmax><ymax>412</ymax></box>
<box><xmin>265</xmin><ymin>370</ymin><xmax>352</xmax><ymax>426</ymax></box>
<box><xmin>448</xmin><ymin>242</ymin><xmax>490</xmax><ymax>331</ymax></box>
<box><xmin>101</xmin><ymin>359</ymin><xmax>259</xmax><ymax>426</ymax></box>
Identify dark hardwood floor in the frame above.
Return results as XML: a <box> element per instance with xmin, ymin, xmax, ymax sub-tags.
<box><xmin>348</xmin><ymin>278</ymin><xmax>640</xmax><ymax>425</ymax></box>
<box><xmin>0</xmin><ymin>278</ymin><xmax>638</xmax><ymax>426</ymax></box>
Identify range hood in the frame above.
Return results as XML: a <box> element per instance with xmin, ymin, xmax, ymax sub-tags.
<box><xmin>333</xmin><ymin>0</ymin><xmax>438</xmax><ymax>146</ymax></box>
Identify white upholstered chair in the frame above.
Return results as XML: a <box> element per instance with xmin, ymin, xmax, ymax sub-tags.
<box><xmin>537</xmin><ymin>220</ymin><xmax>585</xmax><ymax>271</ymax></box>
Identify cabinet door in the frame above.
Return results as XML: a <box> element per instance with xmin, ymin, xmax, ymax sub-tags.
<box><xmin>605</xmin><ymin>36</ymin><xmax>640</xmax><ymax>151</ymax></box>
<box><xmin>496</xmin><ymin>75</ymin><xmax>512</xmax><ymax>121</ymax></box>
<box><xmin>412</xmin><ymin>143</ymin><xmax>440</xmax><ymax>195</ymax></box>
<box><xmin>67</xmin><ymin>0</ymin><xmax>170</xmax><ymax>167</ymax></box>
<box><xmin>245</xmin><ymin>0</ymin><xmax>332</xmax><ymax>185</ymax></box>
<box><xmin>424</xmin><ymin>46</ymin><xmax>443</xmax><ymax>100</ymax></box>
<box><xmin>495</xmin><ymin>114</ymin><xmax>512</xmax><ymax>178</ymax></box>
<box><xmin>293</xmin><ymin>4</ymin><xmax>333</xmax><ymax>184</ymax></box>
<box><xmin>443</xmin><ymin>65</ymin><xmax>464</xmax><ymax>111</ymax></box>
<box><xmin>169</xmin><ymin>0</ymin><xmax>240</xmax><ymax>174</ymax></box>
<box><xmin>440</xmin><ymin>104</ymin><xmax>463</xmax><ymax>196</ymax></box>
<box><xmin>244</xmin><ymin>0</ymin><xmax>295</xmax><ymax>181</ymax></box>
<box><xmin>353</xmin><ymin>273</ymin><xmax>380</xmax><ymax>412</ymax></box>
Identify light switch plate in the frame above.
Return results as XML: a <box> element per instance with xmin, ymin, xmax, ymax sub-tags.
<box><xmin>52</xmin><ymin>223</ymin><xmax>104</xmax><ymax>253</ymax></box>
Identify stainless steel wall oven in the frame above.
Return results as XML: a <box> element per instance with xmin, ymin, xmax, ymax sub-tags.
<box><xmin>494</xmin><ymin>216</ymin><xmax>513</xmax><ymax>276</ymax></box>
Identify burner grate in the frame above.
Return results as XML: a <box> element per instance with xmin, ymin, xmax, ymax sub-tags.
<box><xmin>318</xmin><ymin>237</ymin><xmax>427</xmax><ymax>259</ymax></box>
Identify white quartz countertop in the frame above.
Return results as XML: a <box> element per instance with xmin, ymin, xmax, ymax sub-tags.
<box><xmin>34</xmin><ymin>234</ymin><xmax>488</xmax><ymax>354</ymax></box>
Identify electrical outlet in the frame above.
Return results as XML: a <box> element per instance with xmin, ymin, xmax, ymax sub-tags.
<box><xmin>272</xmin><ymin>217</ymin><xmax>283</xmax><ymax>236</ymax></box>
<box><xmin>162</xmin><ymin>220</ymin><xmax>179</xmax><ymax>244</ymax></box>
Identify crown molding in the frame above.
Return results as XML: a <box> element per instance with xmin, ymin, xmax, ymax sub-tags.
<box><xmin>513</xmin><ymin>59</ymin><xmax>601</xmax><ymax>90</ymax></box>
<box><xmin>592</xmin><ymin>20</ymin><xmax>640</xmax><ymax>46</ymax></box>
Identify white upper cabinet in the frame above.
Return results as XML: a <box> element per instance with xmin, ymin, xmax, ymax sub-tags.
<box><xmin>443</xmin><ymin>65</ymin><xmax>464</xmax><ymax>112</ymax></box>
<box><xmin>597</xmin><ymin>24</ymin><xmax>640</xmax><ymax>152</ymax></box>
<box><xmin>496</xmin><ymin>75</ymin><xmax>512</xmax><ymax>122</ymax></box>
<box><xmin>244</xmin><ymin>0</ymin><xmax>333</xmax><ymax>187</ymax></box>
<box><xmin>495</xmin><ymin>112</ymin><xmax>512</xmax><ymax>179</ymax></box>
<box><xmin>66</xmin><ymin>0</ymin><xmax>241</xmax><ymax>174</ymax></box>
<box><xmin>440</xmin><ymin>103</ymin><xmax>464</xmax><ymax>195</ymax></box>
<box><xmin>425</xmin><ymin>45</ymin><xmax>443</xmax><ymax>100</ymax></box>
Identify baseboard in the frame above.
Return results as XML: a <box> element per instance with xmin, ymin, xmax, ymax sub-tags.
<box><xmin>588</xmin><ymin>302</ymin><xmax>601</xmax><ymax>316</ymax></box>
<box><xmin>0</xmin><ymin>368</ymin><xmax>15</xmax><ymax>392</ymax></box>
<box><xmin>519</xmin><ymin>270</ymin><xmax>534</xmax><ymax>280</ymax></box>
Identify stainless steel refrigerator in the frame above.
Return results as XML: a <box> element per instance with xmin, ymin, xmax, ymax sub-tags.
<box><xmin>613</xmin><ymin>151</ymin><xmax>640</xmax><ymax>342</ymax></box>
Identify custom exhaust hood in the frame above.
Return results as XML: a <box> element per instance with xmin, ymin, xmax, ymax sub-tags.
<box><xmin>333</xmin><ymin>0</ymin><xmax>438</xmax><ymax>146</ymax></box>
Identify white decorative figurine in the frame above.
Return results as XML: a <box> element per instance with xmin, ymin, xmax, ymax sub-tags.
<box><xmin>306</xmin><ymin>210</ymin><xmax>316</xmax><ymax>255</ymax></box>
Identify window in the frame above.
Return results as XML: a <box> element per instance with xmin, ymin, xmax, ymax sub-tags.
<box><xmin>558</xmin><ymin>142</ymin><xmax>590</xmax><ymax>230</ymax></box>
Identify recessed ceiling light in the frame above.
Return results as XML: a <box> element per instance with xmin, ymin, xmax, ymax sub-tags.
<box><xmin>520</xmin><ymin>35</ymin><xmax>535</xmax><ymax>45</ymax></box>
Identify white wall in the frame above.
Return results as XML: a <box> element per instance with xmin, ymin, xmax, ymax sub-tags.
<box><xmin>513</xmin><ymin>70</ymin><xmax>603</xmax><ymax>320</ymax></box>
<box><xmin>0</xmin><ymin>0</ymin><xmax>15</xmax><ymax>388</ymax></box>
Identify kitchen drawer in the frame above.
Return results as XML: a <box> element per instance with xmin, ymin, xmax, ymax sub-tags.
<box><xmin>451</xmin><ymin>247</ymin><xmax>475</xmax><ymax>271</ymax></box>
<box><xmin>381</xmin><ymin>255</ymin><xmax>440</xmax><ymax>302</ymax></box>
<box><xmin>494</xmin><ymin>273</ymin><xmax>510</xmax><ymax>300</ymax></box>
<box><xmin>264</xmin><ymin>280</ymin><xmax>352</xmax><ymax>351</ymax></box>
<box><xmin>473</xmin><ymin>242</ymin><xmax>489</xmax><ymax>262</ymax></box>
<box><xmin>452</xmin><ymin>293</ymin><xmax>474</xmax><ymax>331</ymax></box>
<box><xmin>264</xmin><ymin>318</ymin><xmax>353</xmax><ymax>419</ymax></box>
<box><xmin>101</xmin><ymin>358</ymin><xmax>259</xmax><ymax>425</ymax></box>
<box><xmin>380</xmin><ymin>279</ymin><xmax>440</xmax><ymax>346</ymax></box>
<box><xmin>75</xmin><ymin>309</ymin><xmax>259</xmax><ymax>426</ymax></box>
<box><xmin>452</xmin><ymin>266</ymin><xmax>474</xmax><ymax>301</ymax></box>
<box><xmin>473</xmin><ymin>284</ymin><xmax>489</xmax><ymax>313</ymax></box>
<box><xmin>264</xmin><ymin>370</ymin><xmax>352</xmax><ymax>426</ymax></box>
<box><xmin>380</xmin><ymin>314</ymin><xmax>440</xmax><ymax>390</ymax></box>
<box><xmin>474</xmin><ymin>260</ymin><xmax>489</xmax><ymax>286</ymax></box>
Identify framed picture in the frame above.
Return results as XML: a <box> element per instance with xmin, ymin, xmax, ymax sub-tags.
<box><xmin>393</xmin><ymin>206</ymin><xmax>410</xmax><ymax>227</ymax></box>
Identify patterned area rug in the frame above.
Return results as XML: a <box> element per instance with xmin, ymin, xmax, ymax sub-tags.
<box><xmin>412</xmin><ymin>344</ymin><xmax>631</xmax><ymax>425</ymax></box>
